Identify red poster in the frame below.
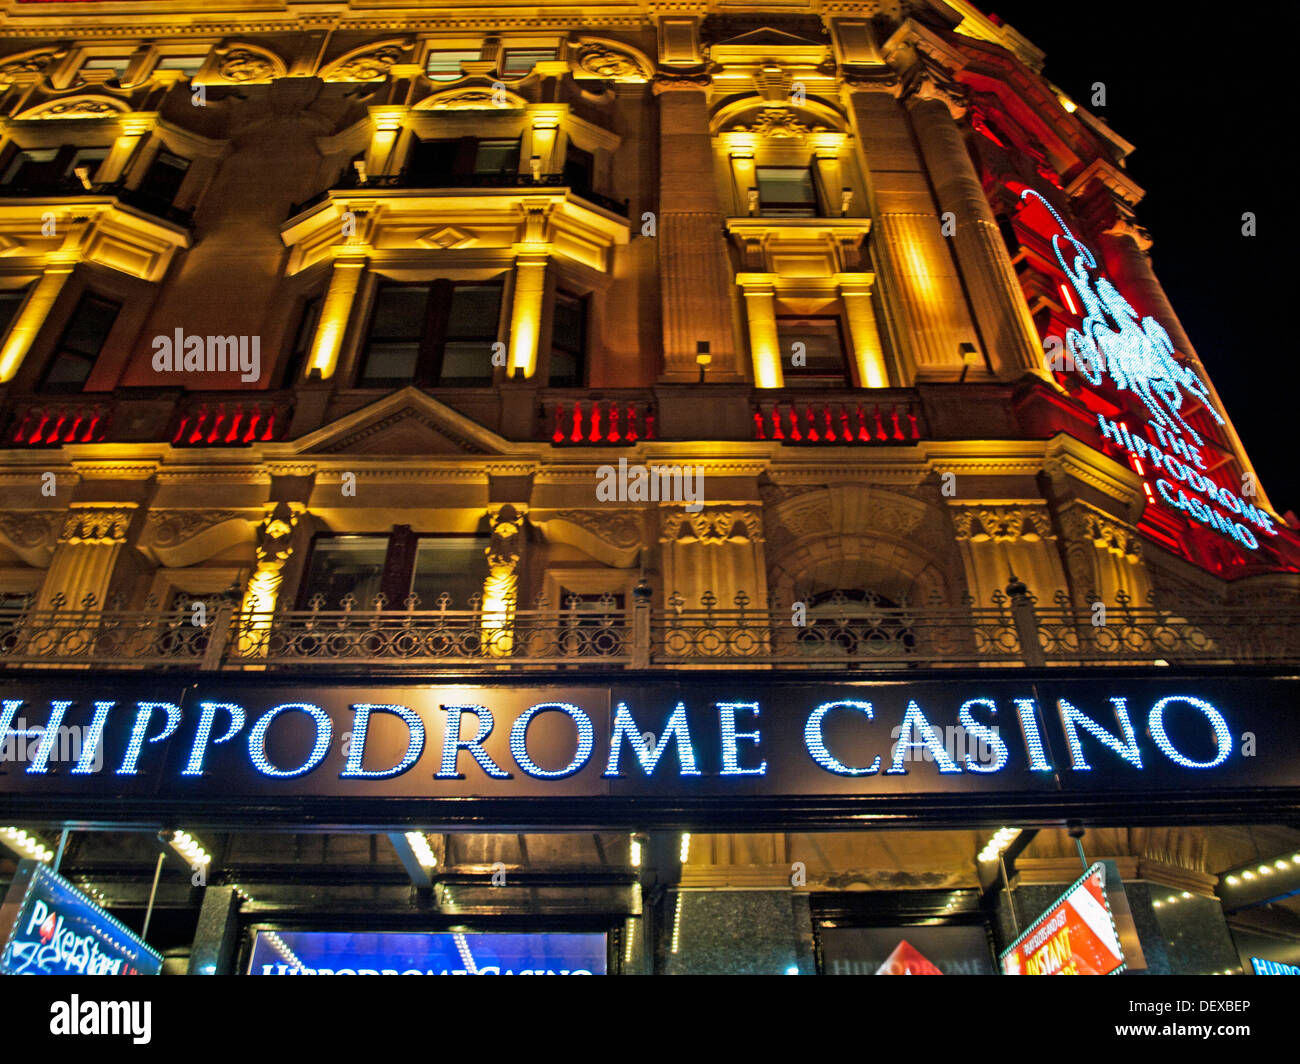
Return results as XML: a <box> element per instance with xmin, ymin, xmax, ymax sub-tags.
<box><xmin>1000</xmin><ymin>863</ymin><xmax>1125</xmax><ymax>975</ymax></box>
<box><xmin>875</xmin><ymin>939</ymin><xmax>944</xmax><ymax>975</ymax></box>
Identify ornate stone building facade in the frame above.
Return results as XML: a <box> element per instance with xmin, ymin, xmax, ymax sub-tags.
<box><xmin>1</xmin><ymin>0</ymin><xmax>1297</xmax><ymax>976</ymax></box>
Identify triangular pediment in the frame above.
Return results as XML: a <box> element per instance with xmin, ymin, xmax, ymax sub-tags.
<box><xmin>715</xmin><ymin>27</ymin><xmax>825</xmax><ymax>49</ymax></box>
<box><xmin>288</xmin><ymin>387</ymin><xmax>516</xmax><ymax>457</ymax></box>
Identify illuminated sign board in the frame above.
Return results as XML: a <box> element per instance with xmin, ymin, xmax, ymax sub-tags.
<box><xmin>247</xmin><ymin>930</ymin><xmax>606</xmax><ymax>975</ymax></box>
<box><xmin>3</xmin><ymin>673</ymin><xmax>1300</xmax><ymax>827</ymax></box>
<box><xmin>1251</xmin><ymin>958</ymin><xmax>1300</xmax><ymax>975</ymax></box>
<box><xmin>999</xmin><ymin>862</ymin><xmax>1125</xmax><ymax>975</ymax></box>
<box><xmin>0</xmin><ymin>860</ymin><xmax>162</xmax><ymax>976</ymax></box>
<box><xmin>1023</xmin><ymin>188</ymin><xmax>1280</xmax><ymax>555</ymax></box>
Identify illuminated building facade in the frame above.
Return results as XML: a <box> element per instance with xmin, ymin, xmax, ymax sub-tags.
<box><xmin>1</xmin><ymin>0</ymin><xmax>1299</xmax><ymax>977</ymax></box>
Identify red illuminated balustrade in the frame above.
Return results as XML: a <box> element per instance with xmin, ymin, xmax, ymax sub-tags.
<box><xmin>171</xmin><ymin>398</ymin><xmax>292</xmax><ymax>446</ymax></box>
<box><xmin>542</xmin><ymin>396</ymin><xmax>656</xmax><ymax>445</ymax></box>
<box><xmin>753</xmin><ymin>397</ymin><xmax>924</xmax><ymax>444</ymax></box>
<box><xmin>8</xmin><ymin>401</ymin><xmax>111</xmax><ymax>446</ymax></box>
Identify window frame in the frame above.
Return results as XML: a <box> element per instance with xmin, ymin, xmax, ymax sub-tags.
<box><xmin>38</xmin><ymin>291</ymin><xmax>122</xmax><ymax>394</ymax></box>
<box><xmin>547</xmin><ymin>289</ymin><xmax>588</xmax><ymax>388</ymax></box>
<box><xmin>357</xmin><ymin>278</ymin><xmax>504</xmax><ymax>389</ymax></box>
<box><xmin>776</xmin><ymin>314</ymin><xmax>852</xmax><ymax>387</ymax></box>
<box><xmin>755</xmin><ymin>165</ymin><xmax>821</xmax><ymax>217</ymax></box>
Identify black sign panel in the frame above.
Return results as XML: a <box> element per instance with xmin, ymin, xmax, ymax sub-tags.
<box><xmin>2</xmin><ymin>670</ymin><xmax>1298</xmax><ymax>829</ymax></box>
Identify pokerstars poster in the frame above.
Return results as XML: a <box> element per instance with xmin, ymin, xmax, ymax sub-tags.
<box><xmin>1000</xmin><ymin>862</ymin><xmax>1125</xmax><ymax>976</ymax></box>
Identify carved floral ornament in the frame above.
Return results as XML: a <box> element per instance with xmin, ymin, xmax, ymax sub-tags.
<box><xmin>660</xmin><ymin>507</ymin><xmax>764</xmax><ymax>545</ymax></box>
<box><xmin>572</xmin><ymin>39</ymin><xmax>653</xmax><ymax>83</ymax></box>
<box><xmin>951</xmin><ymin>507</ymin><xmax>1054</xmax><ymax>544</ymax></box>
<box><xmin>212</xmin><ymin>44</ymin><xmax>286</xmax><ymax>84</ymax></box>
<box><xmin>23</xmin><ymin>96</ymin><xmax>129</xmax><ymax>120</ymax></box>
<box><xmin>144</xmin><ymin>509</ymin><xmax>247</xmax><ymax>549</ymax></box>
<box><xmin>60</xmin><ymin>507</ymin><xmax>134</xmax><ymax>545</ymax></box>
<box><xmin>1060</xmin><ymin>506</ymin><xmax>1142</xmax><ymax>562</ymax></box>
<box><xmin>728</xmin><ymin>107</ymin><xmax>826</xmax><ymax>138</ymax></box>
<box><xmin>0</xmin><ymin>47</ymin><xmax>69</xmax><ymax>84</ymax></box>
<box><xmin>0</xmin><ymin>511</ymin><xmax>61</xmax><ymax>551</ymax></box>
<box><xmin>322</xmin><ymin>40</ymin><xmax>415</xmax><ymax>83</ymax></box>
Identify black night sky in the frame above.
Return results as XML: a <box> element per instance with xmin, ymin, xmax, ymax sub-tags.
<box><xmin>985</xmin><ymin>1</ymin><xmax>1297</xmax><ymax>517</ymax></box>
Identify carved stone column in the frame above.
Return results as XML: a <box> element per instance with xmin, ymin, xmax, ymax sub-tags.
<box><xmin>482</xmin><ymin>504</ymin><xmax>525</xmax><ymax>656</ymax></box>
<box><xmin>36</xmin><ymin>505</ymin><xmax>138</xmax><ymax>613</ymax></box>
<box><xmin>841</xmin><ymin>76</ymin><xmax>979</xmax><ymax>382</ymax></box>
<box><xmin>904</xmin><ymin>87</ymin><xmax>1045</xmax><ymax>380</ymax></box>
<box><xmin>654</xmin><ymin>74</ymin><xmax>742</xmax><ymax>381</ymax></box>
<box><xmin>237</xmin><ymin>502</ymin><xmax>305</xmax><ymax>656</ymax></box>
<box><xmin>658</xmin><ymin>506</ymin><xmax>766</xmax><ymax>614</ymax></box>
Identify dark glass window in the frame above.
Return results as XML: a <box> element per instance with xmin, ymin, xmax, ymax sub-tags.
<box><xmin>81</xmin><ymin>55</ymin><xmax>132</xmax><ymax>78</ymax></box>
<box><xmin>548</xmin><ymin>291</ymin><xmax>587</xmax><ymax>387</ymax></box>
<box><xmin>40</xmin><ymin>293</ymin><xmax>121</xmax><ymax>393</ymax></box>
<box><xmin>300</xmin><ymin>537</ymin><xmax>389</xmax><ymax>610</ymax></box>
<box><xmin>359</xmin><ymin>280</ymin><xmax>501</xmax><ymax>387</ymax></box>
<box><xmin>756</xmin><ymin>166</ymin><xmax>819</xmax><ymax>217</ymax></box>
<box><xmin>502</xmin><ymin>48</ymin><xmax>557</xmax><ymax>75</ymax></box>
<box><xmin>155</xmin><ymin>55</ymin><xmax>208</xmax><ymax>77</ymax></box>
<box><xmin>1</xmin><ymin>145</ymin><xmax>110</xmax><ymax>189</ymax></box>
<box><xmin>406</xmin><ymin>137</ymin><xmax>520</xmax><ymax>184</ymax></box>
<box><xmin>411</xmin><ymin>537</ymin><xmax>490</xmax><ymax>610</ymax></box>
<box><xmin>280</xmin><ymin>294</ymin><xmax>323</xmax><ymax>386</ymax></box>
<box><xmin>777</xmin><ymin>316</ymin><xmax>850</xmax><ymax>387</ymax></box>
<box><xmin>135</xmin><ymin>150</ymin><xmax>190</xmax><ymax>206</ymax></box>
<box><xmin>0</xmin><ymin>287</ymin><xmax>30</xmax><ymax>342</ymax></box>
<box><xmin>426</xmin><ymin>49</ymin><xmax>480</xmax><ymax>81</ymax></box>
<box><xmin>562</xmin><ymin>145</ymin><xmax>594</xmax><ymax>193</ymax></box>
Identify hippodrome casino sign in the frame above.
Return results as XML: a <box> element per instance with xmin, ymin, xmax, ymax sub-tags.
<box><xmin>3</xmin><ymin>673</ymin><xmax>1300</xmax><ymax>827</ymax></box>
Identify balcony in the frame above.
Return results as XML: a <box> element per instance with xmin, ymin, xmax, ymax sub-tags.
<box><xmin>3</xmin><ymin>392</ymin><xmax>293</xmax><ymax>448</ymax></box>
<box><xmin>1</xmin><ymin>586</ymin><xmax>1294</xmax><ymax>673</ymax></box>
<box><xmin>0</xmin><ymin>177</ymin><xmax>194</xmax><ymax>229</ymax></box>
<box><xmin>287</xmin><ymin>169</ymin><xmax>630</xmax><ymax>221</ymax></box>
<box><xmin>538</xmin><ymin>393</ymin><xmax>656</xmax><ymax>445</ymax></box>
<box><xmin>753</xmin><ymin>392</ymin><xmax>925</xmax><ymax>444</ymax></box>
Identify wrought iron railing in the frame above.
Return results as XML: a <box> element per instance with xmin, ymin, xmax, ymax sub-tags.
<box><xmin>288</xmin><ymin>170</ymin><xmax>631</xmax><ymax>219</ymax></box>
<box><xmin>0</xmin><ymin>178</ymin><xmax>194</xmax><ymax>227</ymax></box>
<box><xmin>1</xmin><ymin>586</ymin><xmax>1296</xmax><ymax>672</ymax></box>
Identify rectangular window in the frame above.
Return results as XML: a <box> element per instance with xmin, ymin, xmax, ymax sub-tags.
<box><xmin>67</xmin><ymin>148</ymin><xmax>108</xmax><ymax>183</ymax></box>
<box><xmin>473</xmin><ymin>138</ymin><xmax>520</xmax><ymax>175</ymax></box>
<box><xmin>410</xmin><ymin>537</ymin><xmax>490</xmax><ymax>611</ymax></box>
<box><xmin>135</xmin><ymin>150</ymin><xmax>190</xmax><ymax>206</ymax></box>
<box><xmin>562</xmin><ymin>145</ymin><xmax>594</xmax><ymax>194</ymax></box>
<box><xmin>502</xmin><ymin>48</ymin><xmax>557</xmax><ymax>76</ymax></box>
<box><xmin>280</xmin><ymin>294</ymin><xmax>323</xmax><ymax>386</ymax></box>
<box><xmin>0</xmin><ymin>288</ymin><xmax>30</xmax><ymax>341</ymax></box>
<box><xmin>777</xmin><ymin>316</ymin><xmax>850</xmax><ymax>387</ymax></box>
<box><xmin>548</xmin><ymin>291</ymin><xmax>587</xmax><ymax>387</ymax></box>
<box><xmin>80</xmin><ymin>56</ymin><xmax>133</xmax><ymax>78</ymax></box>
<box><xmin>40</xmin><ymin>293</ymin><xmax>121</xmax><ymax>393</ymax></box>
<box><xmin>426</xmin><ymin>49</ymin><xmax>480</xmax><ymax>81</ymax></box>
<box><xmin>2</xmin><ymin>148</ymin><xmax>57</xmax><ymax>187</ymax></box>
<box><xmin>155</xmin><ymin>55</ymin><xmax>208</xmax><ymax>77</ymax></box>
<box><xmin>300</xmin><ymin>536</ymin><xmax>390</xmax><ymax>611</ymax></box>
<box><xmin>359</xmin><ymin>280</ymin><xmax>501</xmax><ymax>387</ymax></box>
<box><xmin>406</xmin><ymin>137</ymin><xmax>520</xmax><ymax>184</ymax></box>
<box><xmin>756</xmin><ymin>166</ymin><xmax>819</xmax><ymax>217</ymax></box>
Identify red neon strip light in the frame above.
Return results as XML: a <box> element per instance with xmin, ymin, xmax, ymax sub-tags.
<box><xmin>1060</xmin><ymin>283</ymin><xmax>1079</xmax><ymax>316</ymax></box>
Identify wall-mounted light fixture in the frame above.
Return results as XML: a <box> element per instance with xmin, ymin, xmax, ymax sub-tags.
<box><xmin>696</xmin><ymin>341</ymin><xmax>711</xmax><ymax>383</ymax></box>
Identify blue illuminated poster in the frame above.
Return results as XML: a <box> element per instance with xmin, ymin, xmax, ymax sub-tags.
<box><xmin>0</xmin><ymin>860</ymin><xmax>162</xmax><ymax>976</ymax></box>
<box><xmin>247</xmin><ymin>930</ymin><xmax>606</xmax><ymax>974</ymax></box>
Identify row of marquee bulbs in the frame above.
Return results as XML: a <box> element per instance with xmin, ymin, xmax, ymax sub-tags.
<box><xmin>1223</xmin><ymin>853</ymin><xmax>1300</xmax><ymax>886</ymax></box>
<box><xmin>977</xmin><ymin>827</ymin><xmax>1019</xmax><ymax>863</ymax></box>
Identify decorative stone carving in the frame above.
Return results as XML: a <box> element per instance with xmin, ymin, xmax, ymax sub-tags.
<box><xmin>660</xmin><ymin>507</ymin><xmax>764</xmax><ymax>545</ymax></box>
<box><xmin>731</xmin><ymin>108</ymin><xmax>821</xmax><ymax>138</ymax></box>
<box><xmin>213</xmin><ymin>45</ymin><xmax>285</xmax><ymax>84</ymax></box>
<box><xmin>144</xmin><ymin>509</ymin><xmax>246</xmax><ymax>549</ymax></box>
<box><xmin>0</xmin><ymin>47</ymin><xmax>69</xmax><ymax>82</ymax></box>
<box><xmin>651</xmin><ymin>71</ymin><xmax>713</xmax><ymax>94</ymax></box>
<box><xmin>573</xmin><ymin>40</ymin><xmax>653</xmax><ymax>83</ymax></box>
<box><xmin>951</xmin><ymin>506</ymin><xmax>1054</xmax><ymax>543</ymax></box>
<box><xmin>323</xmin><ymin>41</ymin><xmax>414</xmax><ymax>83</ymax></box>
<box><xmin>0</xmin><ymin>511</ymin><xmax>61</xmax><ymax>551</ymax></box>
<box><xmin>1059</xmin><ymin>505</ymin><xmax>1142</xmax><ymax>562</ymax></box>
<box><xmin>29</xmin><ymin>98</ymin><xmax>125</xmax><ymax>119</ymax></box>
<box><xmin>418</xmin><ymin>87</ymin><xmax>526</xmax><ymax>109</ymax></box>
<box><xmin>59</xmin><ymin>507</ymin><xmax>133</xmax><ymax>545</ymax></box>
<box><xmin>553</xmin><ymin>509</ymin><xmax>641</xmax><ymax>550</ymax></box>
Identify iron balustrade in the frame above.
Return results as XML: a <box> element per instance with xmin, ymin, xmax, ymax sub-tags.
<box><xmin>1</xmin><ymin>587</ymin><xmax>1296</xmax><ymax>672</ymax></box>
<box><xmin>287</xmin><ymin>170</ymin><xmax>631</xmax><ymax>219</ymax></box>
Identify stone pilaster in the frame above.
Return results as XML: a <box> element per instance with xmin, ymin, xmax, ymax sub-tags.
<box><xmin>842</xmin><ymin>78</ymin><xmax>979</xmax><ymax>382</ymax></box>
<box><xmin>905</xmin><ymin>90</ymin><xmax>1045</xmax><ymax>380</ymax></box>
<box><xmin>36</xmin><ymin>505</ymin><xmax>138</xmax><ymax>612</ymax></box>
<box><xmin>654</xmin><ymin>75</ymin><xmax>742</xmax><ymax>381</ymax></box>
